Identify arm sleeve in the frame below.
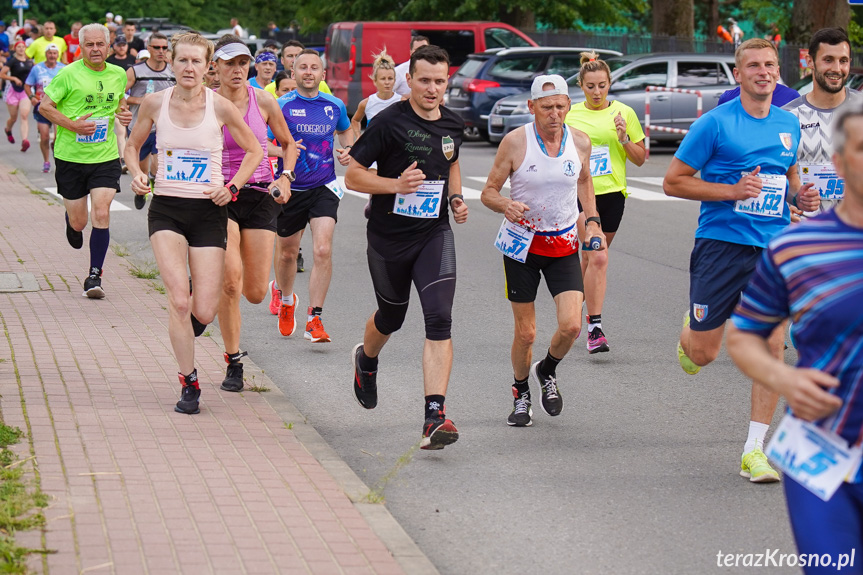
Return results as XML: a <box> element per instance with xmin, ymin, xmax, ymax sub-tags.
<box><xmin>24</xmin><ymin>67</ymin><xmax>36</xmax><ymax>86</ymax></box>
<box><xmin>335</xmin><ymin>98</ymin><xmax>350</xmax><ymax>131</ymax></box>
<box><xmin>731</xmin><ymin>248</ymin><xmax>790</xmax><ymax>338</ymax></box>
<box><xmin>674</xmin><ymin>113</ymin><xmax>718</xmax><ymax>173</ymax></box>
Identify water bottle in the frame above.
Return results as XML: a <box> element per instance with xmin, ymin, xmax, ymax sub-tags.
<box><xmin>270</xmin><ymin>186</ymin><xmax>281</xmax><ymax>198</ymax></box>
<box><xmin>582</xmin><ymin>237</ymin><xmax>602</xmax><ymax>251</ymax></box>
<box><xmin>145</xmin><ymin>79</ymin><xmax>154</xmax><ymax>94</ymax></box>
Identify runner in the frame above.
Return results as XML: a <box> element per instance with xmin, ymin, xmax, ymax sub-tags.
<box><xmin>264</xmin><ymin>40</ymin><xmax>331</xmax><ymax>97</ymax></box>
<box><xmin>393</xmin><ymin>35</ymin><xmax>429</xmax><ymax>97</ymax></box>
<box><xmin>38</xmin><ymin>23</ymin><xmax>131</xmax><ymax>298</ymax></box>
<box><xmin>345</xmin><ymin>45</ymin><xmax>469</xmax><ymax>450</ymax></box>
<box><xmin>249</xmin><ymin>47</ymin><xmax>277</xmax><ymax>90</ymax></box>
<box><xmin>25</xmin><ymin>21</ymin><xmax>66</xmax><ymax>64</ymax></box>
<box><xmin>23</xmin><ymin>42</ymin><xmax>64</xmax><ymax>172</ymax></box>
<box><xmin>120</xmin><ymin>21</ymin><xmax>145</xmax><ymax>57</ymax></box>
<box><xmin>0</xmin><ymin>41</ymin><xmax>32</xmax><ymax>151</ymax></box>
<box><xmin>269</xmin><ymin>48</ymin><xmax>353</xmax><ymax>343</ymax></box>
<box><xmin>350</xmin><ymin>49</ymin><xmax>399</xmax><ymax>139</ymax></box>
<box><xmin>271</xmin><ymin>70</ymin><xmax>291</xmax><ymax>96</ymax></box>
<box><xmin>107</xmin><ymin>35</ymin><xmax>136</xmax><ymax>171</ymax></box>
<box><xmin>63</xmin><ymin>22</ymin><xmax>82</xmax><ymax>63</ymax></box>
<box><xmin>125</xmin><ymin>32</ymin><xmax>174</xmax><ymax>209</ymax></box>
<box><xmin>124</xmin><ymin>32</ymin><xmax>263</xmax><ymax>414</ymax></box>
<box><xmin>211</xmin><ymin>36</ymin><xmax>298</xmax><ymax>392</ymax></box>
<box><xmin>783</xmin><ymin>28</ymin><xmax>863</xmax><ymax>218</ymax></box>
<box><xmin>663</xmin><ymin>38</ymin><xmax>820</xmax><ymax>482</ymax></box>
<box><xmin>728</xmin><ymin>102</ymin><xmax>863</xmax><ymax>572</ymax></box>
<box><xmin>565</xmin><ymin>51</ymin><xmax>645</xmax><ymax>354</ymax></box>
<box><xmin>481</xmin><ymin>74</ymin><xmax>604</xmax><ymax>427</ymax></box>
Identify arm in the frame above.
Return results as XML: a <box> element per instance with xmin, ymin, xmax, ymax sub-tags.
<box><xmin>664</xmin><ymin>157</ymin><xmax>763</xmax><ymax>202</ymax></box>
<box><xmin>345</xmin><ymin>158</ymin><xmax>425</xmax><ymax>196</ymax></box>
<box><xmin>258</xmin><ymin>89</ymin><xmax>296</xmax><ymax>204</ymax></box>
<box><xmin>613</xmin><ymin>111</ymin><xmax>646</xmax><ymax>167</ymax></box>
<box><xmin>572</xmin><ymin>127</ymin><xmax>606</xmax><ymax>249</ymax></box>
<box><xmin>786</xmin><ymin>163</ymin><xmax>819</xmax><ymax>212</ymax></box>
<box><xmin>448</xmin><ymin>159</ymin><xmax>468</xmax><ymax>224</ymax></box>
<box><xmin>480</xmin><ymin>130</ymin><xmax>531</xmax><ymax>222</ymax></box>
<box><xmin>727</xmin><ymin>325</ymin><xmax>842</xmax><ymax>422</ymax></box>
<box><xmin>0</xmin><ymin>65</ymin><xmax>20</xmax><ymax>86</ymax></box>
<box><xmin>125</xmin><ymin>93</ymin><xmax>158</xmax><ymax>195</ymax></box>
<box><xmin>335</xmin><ymin>128</ymin><xmax>355</xmax><ymax>166</ymax></box>
<box><xmin>350</xmin><ymin>98</ymin><xmax>368</xmax><ymax>141</ymax></box>
<box><xmin>124</xmin><ymin>66</ymin><xmax>144</xmax><ymax>105</ymax></box>
<box><xmin>37</xmin><ymin>94</ymin><xmax>97</xmax><ymax>136</ymax></box>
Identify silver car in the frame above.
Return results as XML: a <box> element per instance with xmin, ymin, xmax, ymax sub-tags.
<box><xmin>488</xmin><ymin>52</ymin><xmax>737</xmax><ymax>144</ymax></box>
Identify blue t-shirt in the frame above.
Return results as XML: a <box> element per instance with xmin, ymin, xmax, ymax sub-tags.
<box><xmin>275</xmin><ymin>90</ymin><xmax>350</xmax><ymax>190</ymax></box>
<box><xmin>732</xmin><ymin>210</ymin><xmax>863</xmax><ymax>482</ymax></box>
<box><xmin>0</xmin><ymin>33</ymin><xmax>9</xmax><ymax>54</ymax></box>
<box><xmin>675</xmin><ymin>97</ymin><xmax>800</xmax><ymax>247</ymax></box>
<box><xmin>249</xmin><ymin>76</ymin><xmax>264</xmax><ymax>90</ymax></box>
<box><xmin>25</xmin><ymin>61</ymin><xmax>65</xmax><ymax>98</ymax></box>
<box><xmin>718</xmin><ymin>84</ymin><xmax>800</xmax><ymax>107</ymax></box>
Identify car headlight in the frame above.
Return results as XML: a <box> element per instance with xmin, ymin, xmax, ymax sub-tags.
<box><xmin>512</xmin><ymin>101</ymin><xmax>530</xmax><ymax>115</ymax></box>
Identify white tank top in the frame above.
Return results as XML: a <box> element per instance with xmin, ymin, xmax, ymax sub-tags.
<box><xmin>365</xmin><ymin>93</ymin><xmax>400</xmax><ymax>124</ymax></box>
<box><xmin>154</xmin><ymin>87</ymin><xmax>224</xmax><ymax>199</ymax></box>
<box><xmin>509</xmin><ymin>123</ymin><xmax>582</xmax><ymax>256</ymax></box>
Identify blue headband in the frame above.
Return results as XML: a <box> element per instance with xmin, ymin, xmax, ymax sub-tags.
<box><xmin>255</xmin><ymin>52</ymin><xmax>277</xmax><ymax>64</ymax></box>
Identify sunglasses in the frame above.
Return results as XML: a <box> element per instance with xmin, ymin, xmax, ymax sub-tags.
<box><xmin>150</xmin><ymin>45</ymin><xmax>169</xmax><ymax>51</ymax></box>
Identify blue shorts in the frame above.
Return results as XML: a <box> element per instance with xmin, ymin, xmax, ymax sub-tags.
<box><xmin>137</xmin><ymin>131</ymin><xmax>157</xmax><ymax>161</ymax></box>
<box><xmin>784</xmin><ymin>477</ymin><xmax>863</xmax><ymax>574</ymax></box>
<box><xmin>33</xmin><ymin>104</ymin><xmax>50</xmax><ymax>125</ymax></box>
<box><xmin>689</xmin><ymin>238</ymin><xmax>761</xmax><ymax>331</ymax></box>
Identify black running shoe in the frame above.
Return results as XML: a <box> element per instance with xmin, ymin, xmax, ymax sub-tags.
<box><xmin>66</xmin><ymin>217</ymin><xmax>83</xmax><ymax>249</ymax></box>
<box><xmin>421</xmin><ymin>410</ymin><xmax>459</xmax><ymax>450</ymax></box>
<box><xmin>190</xmin><ymin>314</ymin><xmax>207</xmax><ymax>337</ymax></box>
<box><xmin>507</xmin><ymin>387</ymin><xmax>533</xmax><ymax>427</ymax></box>
<box><xmin>175</xmin><ymin>372</ymin><xmax>201</xmax><ymax>414</ymax></box>
<box><xmin>134</xmin><ymin>193</ymin><xmax>146</xmax><ymax>210</ymax></box>
<box><xmin>220</xmin><ymin>362</ymin><xmax>244</xmax><ymax>392</ymax></box>
<box><xmin>297</xmin><ymin>249</ymin><xmax>305</xmax><ymax>273</ymax></box>
<box><xmin>82</xmin><ymin>267</ymin><xmax>105</xmax><ymax>299</ymax></box>
<box><xmin>352</xmin><ymin>343</ymin><xmax>378</xmax><ymax>409</ymax></box>
<box><xmin>530</xmin><ymin>361</ymin><xmax>563</xmax><ymax>416</ymax></box>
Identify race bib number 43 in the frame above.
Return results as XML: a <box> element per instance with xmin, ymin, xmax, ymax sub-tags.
<box><xmin>164</xmin><ymin>149</ymin><xmax>212</xmax><ymax>184</ymax></box>
<box><xmin>801</xmin><ymin>164</ymin><xmax>844</xmax><ymax>200</ymax></box>
<box><xmin>394</xmin><ymin>180</ymin><xmax>443</xmax><ymax>218</ymax></box>
<box><xmin>734</xmin><ymin>173</ymin><xmax>786</xmax><ymax>218</ymax></box>
<box><xmin>76</xmin><ymin>117</ymin><xmax>109</xmax><ymax>144</ymax></box>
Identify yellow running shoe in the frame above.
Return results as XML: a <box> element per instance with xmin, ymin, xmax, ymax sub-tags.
<box><xmin>740</xmin><ymin>448</ymin><xmax>781</xmax><ymax>483</ymax></box>
<box><xmin>678</xmin><ymin>311</ymin><xmax>701</xmax><ymax>375</ymax></box>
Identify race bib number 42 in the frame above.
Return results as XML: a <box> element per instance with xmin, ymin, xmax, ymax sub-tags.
<box><xmin>164</xmin><ymin>149</ymin><xmax>212</xmax><ymax>184</ymax></box>
<box><xmin>76</xmin><ymin>117</ymin><xmax>109</xmax><ymax>144</ymax></box>
<box><xmin>734</xmin><ymin>173</ymin><xmax>786</xmax><ymax>218</ymax></box>
<box><xmin>394</xmin><ymin>180</ymin><xmax>443</xmax><ymax>218</ymax></box>
<box><xmin>801</xmin><ymin>164</ymin><xmax>844</xmax><ymax>200</ymax></box>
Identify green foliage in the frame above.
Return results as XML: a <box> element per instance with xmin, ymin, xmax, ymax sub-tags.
<box><xmin>740</xmin><ymin>0</ymin><xmax>791</xmax><ymax>38</ymax></box>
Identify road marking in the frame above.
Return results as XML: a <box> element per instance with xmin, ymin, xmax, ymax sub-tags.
<box><xmin>625</xmin><ymin>186</ymin><xmax>682</xmax><ymax>202</ymax></box>
<box><xmin>44</xmin><ymin>187</ymin><xmax>131</xmax><ymax>211</ymax></box>
<box><xmin>629</xmin><ymin>176</ymin><xmax>666</xmax><ymax>187</ymax></box>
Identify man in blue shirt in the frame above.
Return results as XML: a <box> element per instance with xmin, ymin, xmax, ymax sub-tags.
<box><xmin>728</xmin><ymin>103</ymin><xmax>863</xmax><ymax>569</ymax></box>
<box><xmin>271</xmin><ymin>49</ymin><xmax>354</xmax><ymax>343</ymax></box>
<box><xmin>664</xmin><ymin>38</ymin><xmax>820</xmax><ymax>483</ymax></box>
<box><xmin>24</xmin><ymin>42</ymin><xmax>64</xmax><ymax>172</ymax></box>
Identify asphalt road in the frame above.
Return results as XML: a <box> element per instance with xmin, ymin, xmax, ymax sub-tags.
<box><xmin>6</xmin><ymin>121</ymin><xmax>802</xmax><ymax>574</ymax></box>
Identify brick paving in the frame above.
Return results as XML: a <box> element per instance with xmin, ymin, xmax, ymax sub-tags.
<box><xmin>0</xmin><ymin>166</ymin><xmax>407</xmax><ymax>575</ymax></box>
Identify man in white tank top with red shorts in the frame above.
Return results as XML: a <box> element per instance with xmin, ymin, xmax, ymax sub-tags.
<box><xmin>481</xmin><ymin>75</ymin><xmax>606</xmax><ymax>427</ymax></box>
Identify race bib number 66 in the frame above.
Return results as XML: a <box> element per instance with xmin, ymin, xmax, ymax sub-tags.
<box><xmin>76</xmin><ymin>117</ymin><xmax>109</xmax><ymax>144</ymax></box>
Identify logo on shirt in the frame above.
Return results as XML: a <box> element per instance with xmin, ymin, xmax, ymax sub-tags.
<box><xmin>563</xmin><ymin>160</ymin><xmax>577</xmax><ymax>177</ymax></box>
<box><xmin>97</xmin><ymin>80</ymin><xmax>103</xmax><ymax>92</ymax></box>
<box><xmin>779</xmin><ymin>133</ymin><xmax>793</xmax><ymax>150</ymax></box>
<box><xmin>324</xmin><ymin>105</ymin><xmax>334</xmax><ymax>120</ymax></box>
<box><xmin>290</xmin><ymin>109</ymin><xmax>306</xmax><ymax>117</ymax></box>
<box><xmin>801</xmin><ymin>122</ymin><xmax>820</xmax><ymax>130</ymax></box>
<box><xmin>693</xmin><ymin>304</ymin><xmax>707</xmax><ymax>322</ymax></box>
<box><xmin>442</xmin><ymin>135</ymin><xmax>454</xmax><ymax>160</ymax></box>
<box><xmin>107</xmin><ymin>93</ymin><xmax>114</xmax><ymax>102</ymax></box>
<box><xmin>527</xmin><ymin>165</ymin><xmax>537</xmax><ymax>172</ymax></box>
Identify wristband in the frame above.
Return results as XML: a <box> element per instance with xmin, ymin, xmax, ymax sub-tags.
<box><xmin>586</xmin><ymin>216</ymin><xmax>601</xmax><ymax>226</ymax></box>
<box><xmin>228</xmin><ymin>184</ymin><xmax>239</xmax><ymax>202</ymax></box>
<box><xmin>448</xmin><ymin>194</ymin><xmax>464</xmax><ymax>206</ymax></box>
<box><xmin>619</xmin><ymin>135</ymin><xmax>631</xmax><ymax>145</ymax></box>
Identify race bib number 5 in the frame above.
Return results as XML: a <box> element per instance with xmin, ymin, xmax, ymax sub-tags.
<box><xmin>164</xmin><ymin>149</ymin><xmax>212</xmax><ymax>184</ymax></box>
<box><xmin>734</xmin><ymin>173</ymin><xmax>786</xmax><ymax>218</ymax></box>
<box><xmin>394</xmin><ymin>180</ymin><xmax>444</xmax><ymax>218</ymax></box>
<box><xmin>76</xmin><ymin>117</ymin><xmax>109</xmax><ymax>144</ymax></box>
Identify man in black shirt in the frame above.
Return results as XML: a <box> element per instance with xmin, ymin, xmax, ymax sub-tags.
<box><xmin>345</xmin><ymin>45</ymin><xmax>469</xmax><ymax>451</ymax></box>
<box><xmin>121</xmin><ymin>22</ymin><xmax>145</xmax><ymax>57</ymax></box>
<box><xmin>106</xmin><ymin>36</ymin><xmax>135</xmax><ymax>70</ymax></box>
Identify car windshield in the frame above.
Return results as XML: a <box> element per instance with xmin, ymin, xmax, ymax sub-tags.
<box><xmin>453</xmin><ymin>58</ymin><xmax>486</xmax><ymax>79</ymax></box>
<box><xmin>567</xmin><ymin>58</ymin><xmax>631</xmax><ymax>85</ymax></box>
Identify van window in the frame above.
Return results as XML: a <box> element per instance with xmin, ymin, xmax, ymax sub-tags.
<box><xmin>677</xmin><ymin>61</ymin><xmax>730</xmax><ymax>87</ymax></box>
<box><xmin>487</xmin><ymin>56</ymin><xmax>544</xmax><ymax>81</ymax></box>
<box><xmin>485</xmin><ymin>28</ymin><xmax>531</xmax><ymax>50</ymax></box>
<box><xmin>415</xmin><ymin>29</ymin><xmax>475</xmax><ymax>68</ymax></box>
<box><xmin>453</xmin><ymin>58</ymin><xmax>486</xmax><ymax>80</ymax></box>
<box><xmin>329</xmin><ymin>27</ymin><xmax>352</xmax><ymax>64</ymax></box>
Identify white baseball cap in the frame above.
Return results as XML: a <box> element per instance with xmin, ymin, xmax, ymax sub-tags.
<box><xmin>530</xmin><ymin>74</ymin><xmax>569</xmax><ymax>100</ymax></box>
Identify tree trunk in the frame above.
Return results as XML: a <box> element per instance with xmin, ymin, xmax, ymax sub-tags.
<box><xmin>787</xmin><ymin>0</ymin><xmax>850</xmax><ymax>45</ymax></box>
<box><xmin>705</xmin><ymin>0</ymin><xmax>719</xmax><ymax>40</ymax></box>
<box><xmin>498</xmin><ymin>6</ymin><xmax>536</xmax><ymax>30</ymax></box>
<box><xmin>653</xmin><ymin>0</ymin><xmax>694</xmax><ymax>37</ymax></box>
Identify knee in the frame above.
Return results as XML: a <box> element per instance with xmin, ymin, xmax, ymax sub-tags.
<box><xmin>222</xmin><ymin>273</ymin><xmax>242</xmax><ymax>300</ymax></box>
<box><xmin>243</xmin><ymin>283</ymin><xmax>267</xmax><ymax>304</ymax></box>
<box><xmin>424</xmin><ymin>311</ymin><xmax>452</xmax><ymax>340</ymax></box>
<box><xmin>514</xmin><ymin>324</ymin><xmax>536</xmax><ymax>349</ymax></box>
<box><xmin>687</xmin><ymin>339</ymin><xmax>720</xmax><ymax>366</ymax></box>
<box><xmin>587</xmin><ymin>249</ymin><xmax>609</xmax><ymax>270</ymax></box>
<box><xmin>559</xmin><ymin>316</ymin><xmax>582</xmax><ymax>341</ymax></box>
<box><xmin>91</xmin><ymin>208</ymin><xmax>111</xmax><ymax>227</ymax></box>
<box><xmin>278</xmin><ymin>244</ymin><xmax>297</xmax><ymax>265</ymax></box>
<box><xmin>69</xmin><ymin>214</ymin><xmax>88</xmax><ymax>231</ymax></box>
<box><xmin>374</xmin><ymin>308</ymin><xmax>406</xmax><ymax>336</ymax></box>
<box><xmin>313</xmin><ymin>240</ymin><xmax>332</xmax><ymax>262</ymax></box>
<box><xmin>169</xmin><ymin>293</ymin><xmax>191</xmax><ymax>318</ymax></box>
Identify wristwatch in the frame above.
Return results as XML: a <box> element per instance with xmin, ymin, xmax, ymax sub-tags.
<box><xmin>228</xmin><ymin>184</ymin><xmax>239</xmax><ymax>201</ymax></box>
<box><xmin>586</xmin><ymin>216</ymin><xmax>602</xmax><ymax>226</ymax></box>
<box><xmin>619</xmin><ymin>135</ymin><xmax>631</xmax><ymax>145</ymax></box>
<box><xmin>283</xmin><ymin>169</ymin><xmax>296</xmax><ymax>183</ymax></box>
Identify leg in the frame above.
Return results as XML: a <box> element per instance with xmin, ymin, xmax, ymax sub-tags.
<box><xmin>582</xmin><ymin>232</ymin><xmax>615</xmax><ymax>316</ymax></box>
<box><xmin>239</xmin><ymin>228</ymin><xmax>277</xmax><ymax>304</ymax></box>
<box><xmin>680</xmin><ymin>322</ymin><xmax>725</xmax><ymax>366</ymax></box>
<box><xmin>188</xmin><ymin>245</ymin><xmax>226</xmax><ymax>327</ymax></box>
<box><xmin>274</xmin><ymin>230</ymin><xmax>302</xmax><ymax>297</ymax></box>
<box><xmin>64</xmin><ymin>196</ymin><xmax>90</xmax><ymax>232</ymax></box>
<box><xmin>510</xmin><ymin>302</ymin><xmax>536</xmax><ymax>381</ymax></box>
<box><xmin>218</xmin><ymin>220</ymin><xmax>243</xmax><ymax>355</ymax></box>
<box><xmin>87</xmin><ymin>188</ymin><xmax>116</xmax><ymax>278</ymax></box>
<box><xmin>5</xmin><ymin>103</ymin><xmax>16</xmax><ymax>134</ymax></box>
<box><xmin>307</xmin><ymin>216</ymin><xmax>336</xmax><ymax>308</ymax></box>
<box><xmin>150</xmin><ymin>231</ymin><xmax>196</xmax><ymax>374</ymax></box>
<box><xmin>16</xmin><ymin>97</ymin><xmax>29</xmax><ymax>144</ymax></box>
<box><xmin>548</xmin><ymin>290</ymin><xmax>585</xmax><ymax>360</ymax></box>
<box><xmin>422</xmin><ymin>338</ymin><xmax>453</xmax><ymax>396</ymax></box>
<box><xmin>37</xmin><ymin>122</ymin><xmax>50</xmax><ymax>162</ymax></box>
<box><xmin>362</xmin><ymin>313</ymin><xmax>391</xmax><ymax>357</ymax></box>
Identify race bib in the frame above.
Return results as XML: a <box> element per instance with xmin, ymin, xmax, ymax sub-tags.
<box><xmin>734</xmin><ymin>173</ymin><xmax>786</xmax><ymax>218</ymax></box>
<box><xmin>590</xmin><ymin>145</ymin><xmax>612</xmax><ymax>177</ymax></box>
<box><xmin>76</xmin><ymin>117</ymin><xmax>110</xmax><ymax>143</ymax></box>
<box><xmin>164</xmin><ymin>149</ymin><xmax>212</xmax><ymax>184</ymax></box>
<box><xmin>766</xmin><ymin>414</ymin><xmax>863</xmax><ymax>501</ymax></box>
<box><xmin>393</xmin><ymin>180</ymin><xmax>443</xmax><ymax>218</ymax></box>
<box><xmin>494</xmin><ymin>219</ymin><xmax>534</xmax><ymax>263</ymax></box>
<box><xmin>268</xmin><ymin>156</ymin><xmax>279</xmax><ymax>179</ymax></box>
<box><xmin>801</xmin><ymin>163</ymin><xmax>844</xmax><ymax>200</ymax></box>
<box><xmin>325</xmin><ymin>179</ymin><xmax>344</xmax><ymax>200</ymax></box>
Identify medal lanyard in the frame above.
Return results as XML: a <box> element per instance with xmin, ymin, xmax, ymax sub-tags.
<box><xmin>534</xmin><ymin>124</ymin><xmax>567</xmax><ymax>158</ymax></box>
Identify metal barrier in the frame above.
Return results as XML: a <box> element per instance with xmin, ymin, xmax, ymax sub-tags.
<box><xmin>644</xmin><ymin>86</ymin><xmax>702</xmax><ymax>159</ymax></box>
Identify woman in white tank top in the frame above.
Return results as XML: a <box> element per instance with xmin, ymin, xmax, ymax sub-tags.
<box><xmin>124</xmin><ymin>32</ymin><xmax>264</xmax><ymax>415</ymax></box>
<box><xmin>350</xmin><ymin>49</ymin><xmax>401</xmax><ymax>141</ymax></box>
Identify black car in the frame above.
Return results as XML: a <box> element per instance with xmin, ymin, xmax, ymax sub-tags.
<box><xmin>444</xmin><ymin>46</ymin><xmax>622</xmax><ymax>140</ymax></box>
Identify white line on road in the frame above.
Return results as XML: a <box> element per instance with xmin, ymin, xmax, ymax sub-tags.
<box><xmin>44</xmin><ymin>187</ymin><xmax>131</xmax><ymax>211</ymax></box>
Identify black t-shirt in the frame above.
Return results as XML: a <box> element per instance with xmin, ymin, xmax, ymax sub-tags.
<box><xmin>128</xmin><ymin>37</ymin><xmax>146</xmax><ymax>54</ymax></box>
<box><xmin>350</xmin><ymin>100</ymin><xmax>464</xmax><ymax>240</ymax></box>
<box><xmin>7</xmin><ymin>57</ymin><xmax>33</xmax><ymax>92</ymax></box>
<box><xmin>107</xmin><ymin>54</ymin><xmax>136</xmax><ymax>70</ymax></box>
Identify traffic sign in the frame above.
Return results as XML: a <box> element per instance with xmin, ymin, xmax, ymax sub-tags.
<box><xmin>12</xmin><ymin>0</ymin><xmax>28</xmax><ymax>9</ymax></box>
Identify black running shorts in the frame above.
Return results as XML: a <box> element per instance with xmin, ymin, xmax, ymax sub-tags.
<box><xmin>595</xmin><ymin>191</ymin><xmax>626</xmax><ymax>233</ymax></box>
<box><xmin>503</xmin><ymin>251</ymin><xmax>583</xmax><ymax>303</ymax></box>
<box><xmin>277</xmin><ymin>185</ymin><xmax>340</xmax><ymax>237</ymax></box>
<box><xmin>227</xmin><ymin>185</ymin><xmax>280</xmax><ymax>232</ymax></box>
<box><xmin>148</xmin><ymin>195</ymin><xmax>228</xmax><ymax>249</ymax></box>
<box><xmin>55</xmin><ymin>158</ymin><xmax>122</xmax><ymax>200</ymax></box>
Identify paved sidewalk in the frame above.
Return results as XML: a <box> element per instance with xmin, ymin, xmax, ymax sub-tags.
<box><xmin>0</xmin><ymin>166</ymin><xmax>430</xmax><ymax>574</ymax></box>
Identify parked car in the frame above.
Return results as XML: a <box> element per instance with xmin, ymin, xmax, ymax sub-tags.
<box><xmin>789</xmin><ymin>67</ymin><xmax>863</xmax><ymax>96</ymax></box>
<box><xmin>325</xmin><ymin>21</ymin><xmax>537</xmax><ymax>113</ymax></box>
<box><xmin>487</xmin><ymin>52</ymin><xmax>737</xmax><ymax>144</ymax></box>
<box><xmin>444</xmin><ymin>46</ymin><xmax>622</xmax><ymax>140</ymax></box>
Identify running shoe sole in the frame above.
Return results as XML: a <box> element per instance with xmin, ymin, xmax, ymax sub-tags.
<box><xmin>420</xmin><ymin>420</ymin><xmax>459</xmax><ymax>450</ymax></box>
<box><xmin>304</xmin><ymin>332</ymin><xmax>331</xmax><ymax>343</ymax></box>
<box><xmin>587</xmin><ymin>340</ymin><xmax>610</xmax><ymax>354</ymax></box>
<box><xmin>82</xmin><ymin>286</ymin><xmax>105</xmax><ymax>299</ymax></box>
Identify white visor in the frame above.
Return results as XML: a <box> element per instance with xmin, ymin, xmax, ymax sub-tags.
<box><xmin>213</xmin><ymin>43</ymin><xmax>252</xmax><ymax>61</ymax></box>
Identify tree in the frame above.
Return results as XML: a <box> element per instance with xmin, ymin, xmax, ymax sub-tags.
<box><xmin>786</xmin><ymin>0</ymin><xmax>849</xmax><ymax>45</ymax></box>
<box><xmin>653</xmin><ymin>0</ymin><xmax>694</xmax><ymax>37</ymax></box>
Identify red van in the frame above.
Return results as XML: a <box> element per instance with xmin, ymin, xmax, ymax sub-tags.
<box><xmin>325</xmin><ymin>21</ymin><xmax>537</xmax><ymax>113</ymax></box>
